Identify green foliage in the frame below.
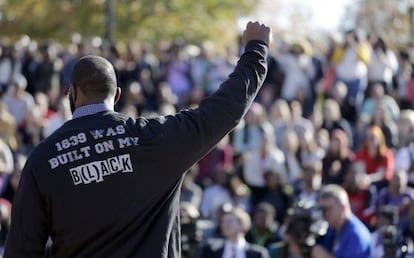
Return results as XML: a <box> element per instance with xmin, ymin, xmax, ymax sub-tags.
<box><xmin>1</xmin><ymin>0</ymin><xmax>105</xmax><ymax>41</ymax></box>
<box><xmin>352</xmin><ymin>0</ymin><xmax>411</xmax><ymax>47</ymax></box>
<box><xmin>0</xmin><ymin>0</ymin><xmax>254</xmax><ymax>45</ymax></box>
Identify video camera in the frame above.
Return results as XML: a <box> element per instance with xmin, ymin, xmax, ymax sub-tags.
<box><xmin>380</xmin><ymin>225</ymin><xmax>409</xmax><ymax>258</ymax></box>
<box><xmin>179</xmin><ymin>202</ymin><xmax>202</xmax><ymax>258</ymax></box>
<box><xmin>285</xmin><ymin>201</ymin><xmax>329</xmax><ymax>257</ymax></box>
<box><xmin>376</xmin><ymin>205</ymin><xmax>411</xmax><ymax>258</ymax></box>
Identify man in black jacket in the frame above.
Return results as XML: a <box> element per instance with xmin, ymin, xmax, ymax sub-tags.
<box><xmin>4</xmin><ymin>21</ymin><xmax>271</xmax><ymax>257</ymax></box>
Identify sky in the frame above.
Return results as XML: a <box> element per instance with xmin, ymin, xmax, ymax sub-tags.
<box><xmin>246</xmin><ymin>0</ymin><xmax>353</xmax><ymax>34</ymax></box>
<box><xmin>304</xmin><ymin>0</ymin><xmax>353</xmax><ymax>31</ymax></box>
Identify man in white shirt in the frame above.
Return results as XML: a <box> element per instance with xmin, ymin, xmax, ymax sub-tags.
<box><xmin>201</xmin><ymin>207</ymin><xmax>270</xmax><ymax>258</ymax></box>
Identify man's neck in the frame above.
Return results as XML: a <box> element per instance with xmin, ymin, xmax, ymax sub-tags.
<box><xmin>334</xmin><ymin>215</ymin><xmax>348</xmax><ymax>232</ymax></box>
<box><xmin>72</xmin><ymin>103</ymin><xmax>113</xmax><ymax>119</ymax></box>
<box><xmin>227</xmin><ymin>235</ymin><xmax>245</xmax><ymax>244</ymax></box>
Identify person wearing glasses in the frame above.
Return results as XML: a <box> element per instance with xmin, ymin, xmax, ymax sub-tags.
<box><xmin>311</xmin><ymin>184</ymin><xmax>372</xmax><ymax>258</ymax></box>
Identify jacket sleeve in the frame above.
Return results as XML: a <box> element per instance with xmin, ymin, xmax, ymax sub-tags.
<box><xmin>4</xmin><ymin>157</ymin><xmax>49</xmax><ymax>258</ymax></box>
<box><xmin>137</xmin><ymin>40</ymin><xmax>268</xmax><ymax>174</ymax></box>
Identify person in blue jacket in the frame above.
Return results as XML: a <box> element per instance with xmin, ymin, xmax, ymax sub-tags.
<box><xmin>312</xmin><ymin>184</ymin><xmax>372</xmax><ymax>258</ymax></box>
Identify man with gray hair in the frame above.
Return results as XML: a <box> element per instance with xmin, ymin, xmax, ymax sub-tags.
<box><xmin>311</xmin><ymin>184</ymin><xmax>372</xmax><ymax>258</ymax></box>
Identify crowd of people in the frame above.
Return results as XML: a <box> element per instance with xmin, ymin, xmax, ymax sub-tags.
<box><xmin>1</xmin><ymin>26</ymin><xmax>414</xmax><ymax>257</ymax></box>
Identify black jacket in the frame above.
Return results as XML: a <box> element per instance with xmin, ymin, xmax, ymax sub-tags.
<box><xmin>4</xmin><ymin>40</ymin><xmax>268</xmax><ymax>258</ymax></box>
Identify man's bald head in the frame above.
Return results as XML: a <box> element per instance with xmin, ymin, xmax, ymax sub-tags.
<box><xmin>70</xmin><ymin>55</ymin><xmax>117</xmax><ymax>97</ymax></box>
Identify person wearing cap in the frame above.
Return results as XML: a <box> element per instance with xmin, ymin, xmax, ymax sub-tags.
<box><xmin>370</xmin><ymin>205</ymin><xmax>400</xmax><ymax>258</ymax></box>
<box><xmin>4</xmin><ymin>21</ymin><xmax>272</xmax><ymax>257</ymax></box>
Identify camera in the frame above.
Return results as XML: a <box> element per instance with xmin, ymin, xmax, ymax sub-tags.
<box><xmin>285</xmin><ymin>201</ymin><xmax>329</xmax><ymax>257</ymax></box>
<box><xmin>376</xmin><ymin>205</ymin><xmax>411</xmax><ymax>258</ymax></box>
<box><xmin>181</xmin><ymin>221</ymin><xmax>202</xmax><ymax>258</ymax></box>
<box><xmin>380</xmin><ymin>225</ymin><xmax>409</xmax><ymax>258</ymax></box>
<box><xmin>180</xmin><ymin>202</ymin><xmax>202</xmax><ymax>258</ymax></box>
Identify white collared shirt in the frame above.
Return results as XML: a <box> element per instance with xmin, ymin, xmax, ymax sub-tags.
<box><xmin>222</xmin><ymin>239</ymin><xmax>247</xmax><ymax>258</ymax></box>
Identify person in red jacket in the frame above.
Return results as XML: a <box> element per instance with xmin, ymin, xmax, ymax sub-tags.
<box><xmin>342</xmin><ymin>163</ymin><xmax>377</xmax><ymax>229</ymax></box>
<box><xmin>355</xmin><ymin>125</ymin><xmax>394</xmax><ymax>191</ymax></box>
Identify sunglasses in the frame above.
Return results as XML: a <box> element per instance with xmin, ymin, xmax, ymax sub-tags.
<box><xmin>320</xmin><ymin>205</ymin><xmax>333</xmax><ymax>214</ymax></box>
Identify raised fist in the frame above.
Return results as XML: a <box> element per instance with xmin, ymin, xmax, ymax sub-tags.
<box><xmin>242</xmin><ymin>21</ymin><xmax>272</xmax><ymax>46</ymax></box>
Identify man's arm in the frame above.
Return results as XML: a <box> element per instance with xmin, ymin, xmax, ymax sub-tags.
<box><xmin>143</xmin><ymin>22</ymin><xmax>272</xmax><ymax>174</ymax></box>
<box><xmin>4</xmin><ymin>158</ymin><xmax>49</xmax><ymax>257</ymax></box>
<box><xmin>312</xmin><ymin>231</ymin><xmax>371</xmax><ymax>258</ymax></box>
<box><xmin>312</xmin><ymin>244</ymin><xmax>334</xmax><ymax>258</ymax></box>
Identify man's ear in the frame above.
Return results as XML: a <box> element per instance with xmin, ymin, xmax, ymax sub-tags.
<box><xmin>114</xmin><ymin>87</ymin><xmax>121</xmax><ymax>105</ymax></box>
<box><xmin>70</xmin><ymin>84</ymin><xmax>77</xmax><ymax>101</ymax></box>
<box><xmin>340</xmin><ymin>203</ymin><xmax>346</xmax><ymax>213</ymax></box>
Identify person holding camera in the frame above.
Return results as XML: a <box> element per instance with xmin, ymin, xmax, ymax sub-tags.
<box><xmin>370</xmin><ymin>205</ymin><xmax>409</xmax><ymax>258</ymax></box>
<box><xmin>311</xmin><ymin>184</ymin><xmax>372</xmax><ymax>258</ymax></box>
